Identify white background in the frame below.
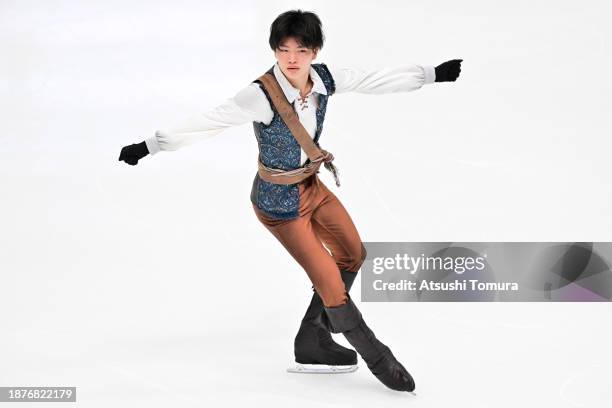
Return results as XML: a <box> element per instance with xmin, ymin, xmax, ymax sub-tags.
<box><xmin>1</xmin><ymin>0</ymin><xmax>611</xmax><ymax>406</ymax></box>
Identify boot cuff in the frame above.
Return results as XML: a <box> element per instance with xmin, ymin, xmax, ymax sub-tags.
<box><xmin>323</xmin><ymin>297</ymin><xmax>362</xmax><ymax>333</ymax></box>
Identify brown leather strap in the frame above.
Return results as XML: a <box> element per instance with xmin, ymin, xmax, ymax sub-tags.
<box><xmin>256</xmin><ymin>72</ymin><xmax>341</xmax><ymax>187</ymax></box>
<box><xmin>258</xmin><ymin>73</ymin><xmax>324</xmax><ymax>161</ymax></box>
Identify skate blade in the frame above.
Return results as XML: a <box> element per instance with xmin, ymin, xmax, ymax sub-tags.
<box><xmin>286</xmin><ymin>363</ymin><xmax>358</xmax><ymax>374</ymax></box>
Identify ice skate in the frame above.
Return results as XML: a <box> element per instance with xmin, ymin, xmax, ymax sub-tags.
<box><xmin>288</xmin><ymin>270</ymin><xmax>359</xmax><ymax>374</ymax></box>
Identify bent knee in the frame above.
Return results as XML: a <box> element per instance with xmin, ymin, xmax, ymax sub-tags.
<box><xmin>340</xmin><ymin>243</ymin><xmax>367</xmax><ymax>273</ymax></box>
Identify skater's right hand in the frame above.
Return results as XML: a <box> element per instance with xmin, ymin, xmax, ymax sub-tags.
<box><xmin>118</xmin><ymin>141</ymin><xmax>149</xmax><ymax>166</ymax></box>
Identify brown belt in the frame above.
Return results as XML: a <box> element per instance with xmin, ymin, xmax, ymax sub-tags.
<box><xmin>257</xmin><ymin>149</ymin><xmax>339</xmax><ymax>186</ymax></box>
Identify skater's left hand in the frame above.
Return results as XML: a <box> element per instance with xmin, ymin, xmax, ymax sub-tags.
<box><xmin>118</xmin><ymin>141</ymin><xmax>149</xmax><ymax>166</ymax></box>
<box><xmin>435</xmin><ymin>59</ymin><xmax>462</xmax><ymax>82</ymax></box>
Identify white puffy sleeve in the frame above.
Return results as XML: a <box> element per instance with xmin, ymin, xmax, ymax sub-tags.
<box><xmin>329</xmin><ymin>64</ymin><xmax>436</xmax><ymax>95</ymax></box>
<box><xmin>145</xmin><ymin>83</ymin><xmax>273</xmax><ymax>155</ymax></box>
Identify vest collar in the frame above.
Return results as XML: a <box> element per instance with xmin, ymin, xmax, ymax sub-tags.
<box><xmin>273</xmin><ymin>62</ymin><xmax>328</xmax><ymax>104</ymax></box>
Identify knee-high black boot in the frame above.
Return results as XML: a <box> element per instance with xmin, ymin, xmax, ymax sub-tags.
<box><xmin>294</xmin><ymin>270</ymin><xmax>358</xmax><ymax>365</ymax></box>
<box><xmin>322</xmin><ymin>296</ymin><xmax>415</xmax><ymax>392</ymax></box>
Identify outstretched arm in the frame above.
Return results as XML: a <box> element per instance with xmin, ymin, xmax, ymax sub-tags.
<box><xmin>329</xmin><ymin>59</ymin><xmax>462</xmax><ymax>95</ymax></box>
<box><xmin>330</xmin><ymin>64</ymin><xmax>435</xmax><ymax>94</ymax></box>
<box><xmin>118</xmin><ymin>83</ymin><xmax>271</xmax><ymax>166</ymax></box>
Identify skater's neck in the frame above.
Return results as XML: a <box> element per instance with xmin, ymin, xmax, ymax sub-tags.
<box><xmin>279</xmin><ymin>65</ymin><xmax>313</xmax><ymax>98</ymax></box>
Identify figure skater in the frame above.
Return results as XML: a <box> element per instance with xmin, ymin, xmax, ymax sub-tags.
<box><xmin>119</xmin><ymin>9</ymin><xmax>461</xmax><ymax>392</ymax></box>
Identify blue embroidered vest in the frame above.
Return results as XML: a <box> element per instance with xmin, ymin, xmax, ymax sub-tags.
<box><xmin>250</xmin><ymin>63</ymin><xmax>336</xmax><ymax>220</ymax></box>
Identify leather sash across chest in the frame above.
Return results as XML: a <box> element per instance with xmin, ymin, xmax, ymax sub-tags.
<box><xmin>256</xmin><ymin>72</ymin><xmax>341</xmax><ymax>187</ymax></box>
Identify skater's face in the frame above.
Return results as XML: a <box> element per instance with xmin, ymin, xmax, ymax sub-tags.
<box><xmin>274</xmin><ymin>37</ymin><xmax>318</xmax><ymax>80</ymax></box>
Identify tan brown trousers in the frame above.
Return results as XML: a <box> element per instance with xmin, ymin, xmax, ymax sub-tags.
<box><xmin>252</xmin><ymin>174</ymin><xmax>366</xmax><ymax>307</ymax></box>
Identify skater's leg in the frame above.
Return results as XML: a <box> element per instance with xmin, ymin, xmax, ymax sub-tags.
<box><xmin>290</xmin><ymin>181</ymin><xmax>368</xmax><ymax>367</ymax></box>
<box><xmin>252</xmin><ymin>176</ymin><xmax>363</xmax><ymax>369</ymax></box>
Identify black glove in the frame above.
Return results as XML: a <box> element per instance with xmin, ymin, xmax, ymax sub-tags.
<box><xmin>118</xmin><ymin>141</ymin><xmax>149</xmax><ymax>166</ymax></box>
<box><xmin>435</xmin><ymin>59</ymin><xmax>463</xmax><ymax>82</ymax></box>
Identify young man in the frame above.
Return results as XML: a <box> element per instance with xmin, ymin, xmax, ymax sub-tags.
<box><xmin>119</xmin><ymin>10</ymin><xmax>462</xmax><ymax>392</ymax></box>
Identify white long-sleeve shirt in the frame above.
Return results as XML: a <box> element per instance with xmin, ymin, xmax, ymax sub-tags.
<box><xmin>145</xmin><ymin>62</ymin><xmax>436</xmax><ymax>164</ymax></box>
